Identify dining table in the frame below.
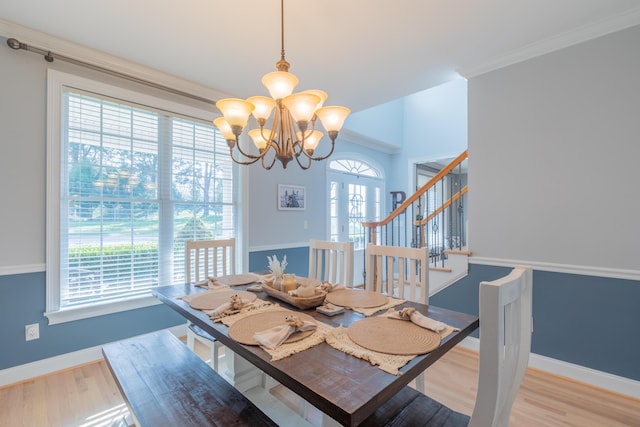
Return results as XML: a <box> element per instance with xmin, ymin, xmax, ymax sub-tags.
<box><xmin>152</xmin><ymin>281</ymin><xmax>479</xmax><ymax>427</ymax></box>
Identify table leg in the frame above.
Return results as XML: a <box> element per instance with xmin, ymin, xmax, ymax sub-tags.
<box><xmin>221</xmin><ymin>348</ymin><xmax>264</xmax><ymax>392</ymax></box>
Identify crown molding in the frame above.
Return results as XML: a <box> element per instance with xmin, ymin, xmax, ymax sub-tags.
<box><xmin>0</xmin><ymin>18</ymin><xmax>232</xmax><ymax>103</ymax></box>
<box><xmin>339</xmin><ymin>128</ymin><xmax>401</xmax><ymax>154</ymax></box>
<box><xmin>459</xmin><ymin>7</ymin><xmax>640</xmax><ymax>79</ymax></box>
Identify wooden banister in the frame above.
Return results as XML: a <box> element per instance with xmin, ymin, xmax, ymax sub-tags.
<box><xmin>363</xmin><ymin>149</ymin><xmax>468</xmax><ymax>230</ymax></box>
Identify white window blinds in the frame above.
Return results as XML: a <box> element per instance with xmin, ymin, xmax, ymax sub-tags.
<box><xmin>55</xmin><ymin>84</ymin><xmax>235</xmax><ymax>311</ymax></box>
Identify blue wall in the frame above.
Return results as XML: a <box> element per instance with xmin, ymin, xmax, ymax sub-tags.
<box><xmin>0</xmin><ymin>247</ymin><xmax>311</xmax><ymax>371</ymax></box>
<box><xmin>432</xmin><ymin>264</ymin><xmax>640</xmax><ymax>381</ymax></box>
<box><xmin>2</xmin><ymin>256</ymin><xmax>639</xmax><ymax>383</ymax></box>
<box><xmin>249</xmin><ymin>246</ymin><xmax>309</xmax><ymax>277</ymax></box>
<box><xmin>0</xmin><ymin>272</ymin><xmax>185</xmax><ymax>370</ymax></box>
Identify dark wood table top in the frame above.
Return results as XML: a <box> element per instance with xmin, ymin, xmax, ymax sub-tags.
<box><xmin>152</xmin><ymin>283</ymin><xmax>479</xmax><ymax>427</ymax></box>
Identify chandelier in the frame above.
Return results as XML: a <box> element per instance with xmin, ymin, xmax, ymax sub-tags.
<box><xmin>213</xmin><ymin>0</ymin><xmax>350</xmax><ymax>170</ymax></box>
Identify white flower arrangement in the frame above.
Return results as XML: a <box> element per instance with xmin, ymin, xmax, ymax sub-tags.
<box><xmin>267</xmin><ymin>254</ymin><xmax>287</xmax><ymax>279</ymax></box>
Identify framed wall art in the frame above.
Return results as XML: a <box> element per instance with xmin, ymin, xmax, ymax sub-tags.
<box><xmin>278</xmin><ymin>184</ymin><xmax>306</xmax><ymax>210</ymax></box>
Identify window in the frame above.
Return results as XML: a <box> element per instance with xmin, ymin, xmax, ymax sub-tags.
<box><xmin>46</xmin><ymin>70</ymin><xmax>238</xmax><ymax>324</ymax></box>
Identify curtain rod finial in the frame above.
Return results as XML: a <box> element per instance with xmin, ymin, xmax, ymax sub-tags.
<box><xmin>7</xmin><ymin>38</ymin><xmax>23</xmax><ymax>50</ymax></box>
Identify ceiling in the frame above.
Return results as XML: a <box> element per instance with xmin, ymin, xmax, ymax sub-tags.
<box><xmin>2</xmin><ymin>1</ymin><xmax>640</xmax><ymax>113</ymax></box>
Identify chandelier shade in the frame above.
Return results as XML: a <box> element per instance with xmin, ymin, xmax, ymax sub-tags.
<box><xmin>214</xmin><ymin>0</ymin><xmax>350</xmax><ymax>170</ymax></box>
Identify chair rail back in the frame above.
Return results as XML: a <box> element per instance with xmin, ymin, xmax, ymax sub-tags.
<box><xmin>185</xmin><ymin>238</ymin><xmax>236</xmax><ymax>283</ymax></box>
<box><xmin>364</xmin><ymin>243</ymin><xmax>429</xmax><ymax>304</ymax></box>
<box><xmin>308</xmin><ymin>239</ymin><xmax>355</xmax><ymax>287</ymax></box>
<box><xmin>470</xmin><ymin>266</ymin><xmax>533</xmax><ymax>427</ymax></box>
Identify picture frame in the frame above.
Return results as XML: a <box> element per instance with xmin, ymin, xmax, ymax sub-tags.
<box><xmin>278</xmin><ymin>184</ymin><xmax>306</xmax><ymax>210</ymax></box>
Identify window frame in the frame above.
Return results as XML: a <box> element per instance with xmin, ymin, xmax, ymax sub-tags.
<box><xmin>45</xmin><ymin>69</ymin><xmax>241</xmax><ymax>324</ymax></box>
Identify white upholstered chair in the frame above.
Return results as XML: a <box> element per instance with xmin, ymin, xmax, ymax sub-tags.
<box><xmin>184</xmin><ymin>238</ymin><xmax>236</xmax><ymax>371</ymax></box>
<box><xmin>364</xmin><ymin>266</ymin><xmax>533</xmax><ymax>426</ymax></box>
<box><xmin>364</xmin><ymin>243</ymin><xmax>429</xmax><ymax>305</ymax></box>
<box><xmin>308</xmin><ymin>239</ymin><xmax>354</xmax><ymax>287</ymax></box>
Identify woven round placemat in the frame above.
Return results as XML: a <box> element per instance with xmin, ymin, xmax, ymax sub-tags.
<box><xmin>347</xmin><ymin>316</ymin><xmax>441</xmax><ymax>355</ymax></box>
<box><xmin>228</xmin><ymin>311</ymin><xmax>317</xmax><ymax>345</ymax></box>
<box><xmin>215</xmin><ymin>273</ymin><xmax>260</xmax><ymax>287</ymax></box>
<box><xmin>325</xmin><ymin>289</ymin><xmax>388</xmax><ymax>308</ymax></box>
<box><xmin>188</xmin><ymin>290</ymin><xmax>257</xmax><ymax>310</ymax></box>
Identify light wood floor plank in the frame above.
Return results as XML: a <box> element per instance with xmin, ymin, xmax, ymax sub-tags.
<box><xmin>0</xmin><ymin>343</ymin><xmax>638</xmax><ymax>426</ymax></box>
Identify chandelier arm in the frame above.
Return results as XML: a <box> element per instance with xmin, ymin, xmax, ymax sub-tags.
<box><xmin>294</xmin><ymin>151</ymin><xmax>312</xmax><ymax>170</ymax></box>
<box><xmin>261</xmin><ymin>153</ymin><xmax>278</xmax><ymax>170</ymax></box>
<box><xmin>301</xmin><ymin>137</ymin><xmax>337</xmax><ymax>161</ymax></box>
<box><xmin>228</xmin><ymin>144</ymin><xmax>262</xmax><ymax>165</ymax></box>
<box><xmin>233</xmin><ymin>135</ymin><xmax>266</xmax><ymax>160</ymax></box>
<box><xmin>282</xmin><ymin>106</ymin><xmax>301</xmax><ymax>157</ymax></box>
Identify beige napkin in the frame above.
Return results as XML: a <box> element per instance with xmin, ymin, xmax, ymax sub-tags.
<box><xmin>195</xmin><ymin>277</ymin><xmax>230</xmax><ymax>290</ymax></box>
<box><xmin>318</xmin><ymin>282</ymin><xmax>345</xmax><ymax>292</ymax></box>
<box><xmin>205</xmin><ymin>294</ymin><xmax>253</xmax><ymax>317</ymax></box>
<box><xmin>386</xmin><ymin>307</ymin><xmax>459</xmax><ymax>333</ymax></box>
<box><xmin>252</xmin><ymin>315</ymin><xmax>317</xmax><ymax>350</ymax></box>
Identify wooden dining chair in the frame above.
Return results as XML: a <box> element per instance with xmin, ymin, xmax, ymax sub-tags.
<box><xmin>362</xmin><ymin>266</ymin><xmax>534</xmax><ymax>427</ymax></box>
<box><xmin>364</xmin><ymin>243</ymin><xmax>430</xmax><ymax>393</ymax></box>
<box><xmin>308</xmin><ymin>239</ymin><xmax>354</xmax><ymax>287</ymax></box>
<box><xmin>184</xmin><ymin>238</ymin><xmax>236</xmax><ymax>371</ymax></box>
<box><xmin>364</xmin><ymin>243</ymin><xmax>429</xmax><ymax>305</ymax></box>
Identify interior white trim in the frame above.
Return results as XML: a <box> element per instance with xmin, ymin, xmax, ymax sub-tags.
<box><xmin>470</xmin><ymin>256</ymin><xmax>640</xmax><ymax>281</ymax></box>
<box><xmin>339</xmin><ymin>128</ymin><xmax>401</xmax><ymax>154</ymax></box>
<box><xmin>459</xmin><ymin>337</ymin><xmax>640</xmax><ymax>400</ymax></box>
<box><xmin>0</xmin><ymin>325</ymin><xmax>187</xmax><ymax>388</ymax></box>
<box><xmin>0</xmin><ymin>263</ymin><xmax>46</xmax><ymax>277</ymax></box>
<box><xmin>44</xmin><ymin>295</ymin><xmax>162</xmax><ymax>325</ymax></box>
<box><xmin>459</xmin><ymin>7</ymin><xmax>640</xmax><ymax>79</ymax></box>
<box><xmin>249</xmin><ymin>242</ymin><xmax>310</xmax><ymax>252</ymax></box>
<box><xmin>0</xmin><ymin>18</ymin><xmax>232</xmax><ymax>102</ymax></box>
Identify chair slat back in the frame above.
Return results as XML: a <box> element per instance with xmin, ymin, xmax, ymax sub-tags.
<box><xmin>364</xmin><ymin>244</ymin><xmax>429</xmax><ymax>304</ymax></box>
<box><xmin>185</xmin><ymin>239</ymin><xmax>236</xmax><ymax>283</ymax></box>
<box><xmin>470</xmin><ymin>266</ymin><xmax>533</xmax><ymax>427</ymax></box>
<box><xmin>308</xmin><ymin>239</ymin><xmax>354</xmax><ymax>287</ymax></box>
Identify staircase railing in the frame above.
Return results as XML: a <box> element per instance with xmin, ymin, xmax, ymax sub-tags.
<box><xmin>362</xmin><ymin>150</ymin><xmax>468</xmax><ymax>269</ymax></box>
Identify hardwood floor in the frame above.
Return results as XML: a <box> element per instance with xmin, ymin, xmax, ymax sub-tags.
<box><xmin>1</xmin><ymin>343</ymin><xmax>638</xmax><ymax>427</ymax></box>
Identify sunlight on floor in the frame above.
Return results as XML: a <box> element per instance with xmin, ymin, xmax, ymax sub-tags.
<box><xmin>79</xmin><ymin>403</ymin><xmax>130</xmax><ymax>427</ymax></box>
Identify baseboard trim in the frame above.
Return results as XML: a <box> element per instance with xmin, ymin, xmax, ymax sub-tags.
<box><xmin>0</xmin><ymin>324</ymin><xmax>186</xmax><ymax>388</ymax></box>
<box><xmin>458</xmin><ymin>337</ymin><xmax>640</xmax><ymax>400</ymax></box>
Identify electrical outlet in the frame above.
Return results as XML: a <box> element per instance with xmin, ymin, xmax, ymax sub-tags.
<box><xmin>25</xmin><ymin>323</ymin><xmax>39</xmax><ymax>341</ymax></box>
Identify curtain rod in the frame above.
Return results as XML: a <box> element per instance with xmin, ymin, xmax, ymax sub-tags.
<box><xmin>6</xmin><ymin>37</ymin><xmax>217</xmax><ymax>106</ymax></box>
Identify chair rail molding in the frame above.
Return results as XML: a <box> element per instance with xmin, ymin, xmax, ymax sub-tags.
<box><xmin>0</xmin><ymin>263</ymin><xmax>46</xmax><ymax>277</ymax></box>
<box><xmin>470</xmin><ymin>256</ymin><xmax>640</xmax><ymax>282</ymax></box>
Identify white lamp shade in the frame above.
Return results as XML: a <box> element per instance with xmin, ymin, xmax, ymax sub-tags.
<box><xmin>213</xmin><ymin>117</ymin><xmax>236</xmax><ymax>140</ymax></box>
<box><xmin>248</xmin><ymin>128</ymin><xmax>271</xmax><ymax>150</ymax></box>
<box><xmin>261</xmin><ymin>71</ymin><xmax>299</xmax><ymax>100</ymax></box>
<box><xmin>296</xmin><ymin>130</ymin><xmax>323</xmax><ymax>151</ymax></box>
<box><xmin>247</xmin><ymin>96</ymin><xmax>276</xmax><ymax>121</ymax></box>
<box><xmin>301</xmin><ymin>90</ymin><xmax>328</xmax><ymax>109</ymax></box>
<box><xmin>216</xmin><ymin>98</ymin><xmax>254</xmax><ymax>128</ymax></box>
<box><xmin>316</xmin><ymin>106</ymin><xmax>351</xmax><ymax>132</ymax></box>
<box><xmin>283</xmin><ymin>93</ymin><xmax>322</xmax><ymax>123</ymax></box>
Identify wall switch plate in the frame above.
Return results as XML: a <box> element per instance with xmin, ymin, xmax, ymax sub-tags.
<box><xmin>25</xmin><ymin>323</ymin><xmax>39</xmax><ymax>341</ymax></box>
